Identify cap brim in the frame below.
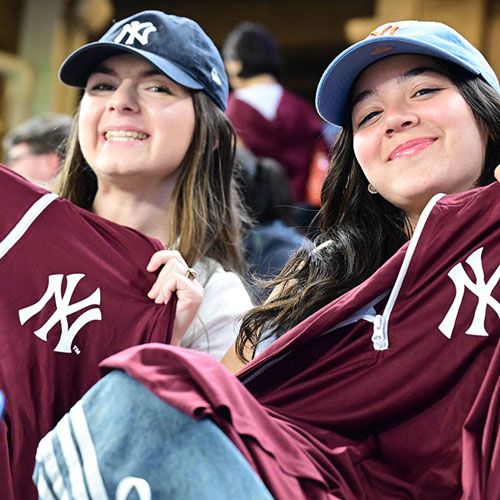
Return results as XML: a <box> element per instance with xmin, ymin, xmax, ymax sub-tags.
<box><xmin>315</xmin><ymin>37</ymin><xmax>482</xmax><ymax>127</ymax></box>
<box><xmin>59</xmin><ymin>42</ymin><xmax>204</xmax><ymax>91</ymax></box>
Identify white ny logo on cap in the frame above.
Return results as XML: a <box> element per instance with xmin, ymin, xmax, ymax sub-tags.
<box><xmin>211</xmin><ymin>68</ymin><xmax>222</xmax><ymax>86</ymax></box>
<box><xmin>114</xmin><ymin>21</ymin><xmax>157</xmax><ymax>46</ymax></box>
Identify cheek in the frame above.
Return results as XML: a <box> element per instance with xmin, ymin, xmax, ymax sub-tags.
<box><xmin>166</xmin><ymin>100</ymin><xmax>196</xmax><ymax>153</ymax></box>
<box><xmin>441</xmin><ymin>94</ymin><xmax>480</xmax><ymax>142</ymax></box>
<box><xmin>183</xmin><ymin>111</ymin><xmax>196</xmax><ymax>151</ymax></box>
<box><xmin>445</xmin><ymin>99</ymin><xmax>487</xmax><ymax>173</ymax></box>
<box><xmin>77</xmin><ymin>99</ymin><xmax>97</xmax><ymax>162</ymax></box>
<box><xmin>353</xmin><ymin>132</ymin><xmax>377</xmax><ymax>178</ymax></box>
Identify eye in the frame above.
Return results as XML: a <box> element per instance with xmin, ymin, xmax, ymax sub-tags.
<box><xmin>357</xmin><ymin>110</ymin><xmax>380</xmax><ymax>127</ymax></box>
<box><xmin>147</xmin><ymin>84</ymin><xmax>174</xmax><ymax>95</ymax></box>
<box><xmin>93</xmin><ymin>83</ymin><xmax>114</xmax><ymax>91</ymax></box>
<box><xmin>413</xmin><ymin>87</ymin><xmax>441</xmax><ymax>98</ymax></box>
<box><xmin>86</xmin><ymin>78</ymin><xmax>115</xmax><ymax>93</ymax></box>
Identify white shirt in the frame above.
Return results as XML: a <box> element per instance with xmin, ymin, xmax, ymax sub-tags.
<box><xmin>180</xmin><ymin>257</ymin><xmax>253</xmax><ymax>361</ymax></box>
<box><xmin>234</xmin><ymin>83</ymin><xmax>284</xmax><ymax>121</ymax></box>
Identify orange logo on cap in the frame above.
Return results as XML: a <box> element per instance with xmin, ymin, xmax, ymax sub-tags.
<box><xmin>369</xmin><ymin>45</ymin><xmax>396</xmax><ymax>55</ymax></box>
<box><xmin>366</xmin><ymin>24</ymin><xmax>400</xmax><ymax>56</ymax></box>
<box><xmin>367</xmin><ymin>24</ymin><xmax>400</xmax><ymax>38</ymax></box>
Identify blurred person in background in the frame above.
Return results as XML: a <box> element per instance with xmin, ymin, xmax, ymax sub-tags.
<box><xmin>236</xmin><ymin>147</ymin><xmax>309</xmax><ymax>300</ymax></box>
<box><xmin>222</xmin><ymin>21</ymin><xmax>327</xmax><ymax>230</ymax></box>
<box><xmin>3</xmin><ymin>113</ymin><xmax>72</xmax><ymax>189</ymax></box>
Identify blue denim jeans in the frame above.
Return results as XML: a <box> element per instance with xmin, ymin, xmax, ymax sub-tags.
<box><xmin>34</xmin><ymin>370</ymin><xmax>273</xmax><ymax>499</ymax></box>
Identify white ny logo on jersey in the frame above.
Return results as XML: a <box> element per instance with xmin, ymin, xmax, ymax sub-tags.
<box><xmin>19</xmin><ymin>274</ymin><xmax>101</xmax><ymax>353</ymax></box>
<box><xmin>439</xmin><ymin>247</ymin><xmax>500</xmax><ymax>339</ymax></box>
<box><xmin>114</xmin><ymin>21</ymin><xmax>157</xmax><ymax>46</ymax></box>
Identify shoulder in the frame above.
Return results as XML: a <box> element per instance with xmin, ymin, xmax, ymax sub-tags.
<box><xmin>278</xmin><ymin>89</ymin><xmax>323</xmax><ymax>131</ymax></box>
<box><xmin>263</xmin><ymin>220</ymin><xmax>309</xmax><ymax>245</ymax></box>
<box><xmin>248</xmin><ymin>222</ymin><xmax>308</xmax><ymax>256</ymax></box>
<box><xmin>280</xmin><ymin>88</ymin><xmax>316</xmax><ymax>111</ymax></box>
<box><xmin>193</xmin><ymin>258</ymin><xmax>252</xmax><ymax>306</ymax></box>
<box><xmin>227</xmin><ymin>93</ymin><xmax>251</xmax><ymax>112</ymax></box>
<box><xmin>430</xmin><ymin>183</ymin><xmax>499</xmax><ymax>224</ymax></box>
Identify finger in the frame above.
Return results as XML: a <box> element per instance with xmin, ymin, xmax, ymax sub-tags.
<box><xmin>171</xmin><ymin>279</ymin><xmax>204</xmax><ymax>345</ymax></box>
<box><xmin>147</xmin><ymin>252</ymin><xmax>188</xmax><ymax>298</ymax></box>
<box><xmin>146</xmin><ymin>249</ymin><xmax>185</xmax><ymax>272</ymax></box>
<box><xmin>153</xmin><ymin>268</ymin><xmax>186</xmax><ymax>304</ymax></box>
<box><xmin>155</xmin><ymin>283</ymin><xmax>173</xmax><ymax>304</ymax></box>
<box><xmin>148</xmin><ymin>260</ymin><xmax>183</xmax><ymax>298</ymax></box>
<box><xmin>156</xmin><ymin>274</ymin><xmax>203</xmax><ymax>305</ymax></box>
<box><xmin>148</xmin><ymin>259</ymin><xmax>192</xmax><ymax>299</ymax></box>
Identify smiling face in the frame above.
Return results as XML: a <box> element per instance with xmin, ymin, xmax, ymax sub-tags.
<box><xmin>78</xmin><ymin>53</ymin><xmax>196</xmax><ymax>188</ymax></box>
<box><xmin>351</xmin><ymin>54</ymin><xmax>487</xmax><ymax>224</ymax></box>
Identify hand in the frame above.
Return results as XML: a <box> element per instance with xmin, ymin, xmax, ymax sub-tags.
<box><xmin>147</xmin><ymin>250</ymin><xmax>204</xmax><ymax>346</ymax></box>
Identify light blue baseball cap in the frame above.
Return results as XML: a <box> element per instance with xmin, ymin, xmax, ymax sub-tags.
<box><xmin>316</xmin><ymin>20</ymin><xmax>500</xmax><ymax>127</ymax></box>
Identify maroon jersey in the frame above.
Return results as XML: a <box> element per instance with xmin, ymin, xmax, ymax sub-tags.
<box><xmin>102</xmin><ymin>183</ymin><xmax>499</xmax><ymax>498</ymax></box>
<box><xmin>0</xmin><ymin>166</ymin><xmax>175</xmax><ymax>500</ymax></box>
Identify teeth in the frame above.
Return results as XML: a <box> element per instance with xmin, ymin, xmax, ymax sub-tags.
<box><xmin>105</xmin><ymin>130</ymin><xmax>148</xmax><ymax>141</ymax></box>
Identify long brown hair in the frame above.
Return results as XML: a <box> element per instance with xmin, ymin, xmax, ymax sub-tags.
<box><xmin>56</xmin><ymin>92</ymin><xmax>248</xmax><ymax>273</ymax></box>
<box><xmin>236</xmin><ymin>64</ymin><xmax>500</xmax><ymax>361</ymax></box>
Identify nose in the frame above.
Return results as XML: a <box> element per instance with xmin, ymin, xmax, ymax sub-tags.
<box><xmin>106</xmin><ymin>82</ymin><xmax>139</xmax><ymax>113</ymax></box>
<box><xmin>384</xmin><ymin>104</ymin><xmax>418</xmax><ymax>136</ymax></box>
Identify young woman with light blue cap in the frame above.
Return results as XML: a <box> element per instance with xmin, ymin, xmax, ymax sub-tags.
<box><xmin>234</xmin><ymin>19</ymin><xmax>500</xmax><ymax>358</ymax></box>
<box><xmin>35</xmin><ymin>20</ymin><xmax>499</xmax><ymax>499</ymax></box>
<box><xmin>55</xmin><ymin>10</ymin><xmax>253</xmax><ymax>359</ymax></box>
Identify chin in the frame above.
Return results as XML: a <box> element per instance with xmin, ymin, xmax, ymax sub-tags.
<box><xmin>96</xmin><ymin>159</ymin><xmax>133</xmax><ymax>173</ymax></box>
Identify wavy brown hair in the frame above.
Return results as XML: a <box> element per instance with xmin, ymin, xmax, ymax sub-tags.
<box><xmin>236</xmin><ymin>63</ymin><xmax>500</xmax><ymax>361</ymax></box>
<box><xmin>56</xmin><ymin>92</ymin><xmax>248</xmax><ymax>273</ymax></box>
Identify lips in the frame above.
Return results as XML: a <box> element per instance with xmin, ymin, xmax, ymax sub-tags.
<box><xmin>104</xmin><ymin>130</ymin><xmax>148</xmax><ymax>141</ymax></box>
<box><xmin>389</xmin><ymin>138</ymin><xmax>436</xmax><ymax>161</ymax></box>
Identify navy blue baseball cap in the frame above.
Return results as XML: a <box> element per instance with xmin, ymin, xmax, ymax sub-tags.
<box><xmin>59</xmin><ymin>10</ymin><xmax>228</xmax><ymax>110</ymax></box>
<box><xmin>316</xmin><ymin>20</ymin><xmax>500</xmax><ymax>127</ymax></box>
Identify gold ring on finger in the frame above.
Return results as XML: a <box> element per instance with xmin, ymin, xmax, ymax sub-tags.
<box><xmin>185</xmin><ymin>268</ymin><xmax>197</xmax><ymax>281</ymax></box>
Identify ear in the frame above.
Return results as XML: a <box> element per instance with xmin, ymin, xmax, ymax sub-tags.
<box><xmin>495</xmin><ymin>164</ymin><xmax>500</xmax><ymax>183</ymax></box>
<box><xmin>46</xmin><ymin>151</ymin><xmax>61</xmax><ymax>174</ymax></box>
<box><xmin>224</xmin><ymin>59</ymin><xmax>243</xmax><ymax>89</ymax></box>
<box><xmin>224</xmin><ymin>59</ymin><xmax>242</xmax><ymax>78</ymax></box>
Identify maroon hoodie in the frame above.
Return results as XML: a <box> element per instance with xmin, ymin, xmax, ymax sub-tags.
<box><xmin>227</xmin><ymin>88</ymin><xmax>324</xmax><ymax>203</ymax></box>
<box><xmin>103</xmin><ymin>182</ymin><xmax>499</xmax><ymax>499</ymax></box>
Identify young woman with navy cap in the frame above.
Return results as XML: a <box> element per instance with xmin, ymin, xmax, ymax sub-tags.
<box><xmin>36</xmin><ymin>20</ymin><xmax>499</xmax><ymax>499</ymax></box>
<box><xmin>55</xmin><ymin>11</ymin><xmax>252</xmax><ymax>359</ymax></box>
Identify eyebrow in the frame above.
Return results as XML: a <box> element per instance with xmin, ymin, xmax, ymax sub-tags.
<box><xmin>350</xmin><ymin>66</ymin><xmax>444</xmax><ymax>109</ymax></box>
<box><xmin>88</xmin><ymin>65</ymin><xmax>165</xmax><ymax>79</ymax></box>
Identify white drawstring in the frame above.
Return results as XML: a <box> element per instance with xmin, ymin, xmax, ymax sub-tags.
<box><xmin>243</xmin><ymin>191</ymin><xmax>448</xmax><ymax>385</ymax></box>
<box><xmin>369</xmin><ymin>192</ymin><xmax>445</xmax><ymax>350</ymax></box>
